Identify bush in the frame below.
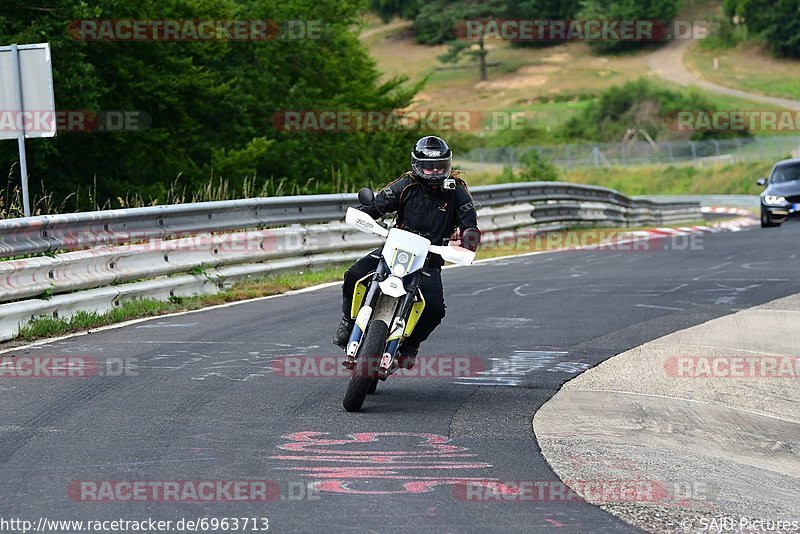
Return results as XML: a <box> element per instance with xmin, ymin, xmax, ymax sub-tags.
<box><xmin>699</xmin><ymin>15</ymin><xmax>747</xmax><ymax>50</ymax></box>
<box><xmin>560</xmin><ymin>78</ymin><xmax>751</xmax><ymax>142</ymax></box>
<box><xmin>518</xmin><ymin>150</ymin><xmax>559</xmax><ymax>181</ymax></box>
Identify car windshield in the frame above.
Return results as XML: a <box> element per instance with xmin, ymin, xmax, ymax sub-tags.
<box><xmin>770</xmin><ymin>162</ymin><xmax>800</xmax><ymax>184</ymax></box>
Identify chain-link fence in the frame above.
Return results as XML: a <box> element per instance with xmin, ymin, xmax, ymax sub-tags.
<box><xmin>459</xmin><ymin>135</ymin><xmax>800</xmax><ymax>170</ymax></box>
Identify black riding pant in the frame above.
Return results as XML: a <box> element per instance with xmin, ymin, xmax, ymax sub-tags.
<box><xmin>341</xmin><ymin>249</ymin><xmax>446</xmax><ymax>349</ymax></box>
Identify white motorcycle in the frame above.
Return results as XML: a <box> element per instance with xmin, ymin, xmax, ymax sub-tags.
<box><xmin>341</xmin><ymin>188</ymin><xmax>475</xmax><ymax>412</ymax></box>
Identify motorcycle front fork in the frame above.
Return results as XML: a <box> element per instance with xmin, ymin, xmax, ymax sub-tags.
<box><xmin>343</xmin><ymin>262</ymin><xmax>423</xmax><ymax>375</ymax></box>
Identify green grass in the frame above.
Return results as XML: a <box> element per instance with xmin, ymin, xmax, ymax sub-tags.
<box><xmin>464</xmin><ymin>160</ymin><xmax>772</xmax><ymax>196</ymax></box>
<box><xmin>686</xmin><ymin>42</ymin><xmax>800</xmax><ymax>102</ymax></box>
<box><xmin>16</xmin><ymin>265</ymin><xmax>348</xmax><ymax>341</ymax></box>
<box><xmin>562</xmin><ymin>161</ymin><xmax>770</xmax><ymax>195</ymax></box>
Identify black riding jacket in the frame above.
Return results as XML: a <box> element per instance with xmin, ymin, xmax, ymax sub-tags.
<box><xmin>358</xmin><ymin>173</ymin><xmax>480</xmax><ymax>267</ymax></box>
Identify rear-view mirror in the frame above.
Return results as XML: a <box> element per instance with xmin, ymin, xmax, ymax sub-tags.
<box><xmin>358</xmin><ymin>187</ymin><xmax>375</xmax><ymax>205</ymax></box>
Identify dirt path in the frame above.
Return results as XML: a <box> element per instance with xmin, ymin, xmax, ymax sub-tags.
<box><xmin>359</xmin><ymin>19</ymin><xmax>412</xmax><ymax>40</ymax></box>
<box><xmin>648</xmin><ymin>33</ymin><xmax>800</xmax><ymax>110</ymax></box>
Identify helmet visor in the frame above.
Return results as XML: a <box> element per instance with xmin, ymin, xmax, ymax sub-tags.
<box><xmin>413</xmin><ymin>158</ymin><xmax>452</xmax><ymax>179</ymax></box>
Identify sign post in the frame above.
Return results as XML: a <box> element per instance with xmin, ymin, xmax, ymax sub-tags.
<box><xmin>0</xmin><ymin>43</ymin><xmax>56</xmax><ymax>217</ymax></box>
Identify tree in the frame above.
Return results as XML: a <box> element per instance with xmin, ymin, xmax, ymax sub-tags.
<box><xmin>419</xmin><ymin>0</ymin><xmax>507</xmax><ymax>81</ymax></box>
<box><xmin>506</xmin><ymin>0</ymin><xmax>578</xmax><ymax>48</ymax></box>
<box><xmin>725</xmin><ymin>0</ymin><xmax>800</xmax><ymax>58</ymax></box>
<box><xmin>0</xmin><ymin>0</ymin><xmax>422</xmax><ymax>210</ymax></box>
<box><xmin>577</xmin><ymin>0</ymin><xmax>681</xmax><ymax>53</ymax></box>
<box><xmin>369</xmin><ymin>0</ymin><xmax>421</xmax><ymax>22</ymax></box>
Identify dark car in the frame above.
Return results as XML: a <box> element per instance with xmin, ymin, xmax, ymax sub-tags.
<box><xmin>757</xmin><ymin>158</ymin><xmax>800</xmax><ymax>228</ymax></box>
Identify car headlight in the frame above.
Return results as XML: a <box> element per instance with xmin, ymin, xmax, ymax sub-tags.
<box><xmin>764</xmin><ymin>195</ymin><xmax>786</xmax><ymax>205</ymax></box>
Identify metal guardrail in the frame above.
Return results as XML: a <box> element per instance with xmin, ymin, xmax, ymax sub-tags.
<box><xmin>635</xmin><ymin>195</ymin><xmax>760</xmax><ymax>210</ymax></box>
<box><xmin>0</xmin><ymin>182</ymin><xmax>701</xmax><ymax>341</ymax></box>
<box><xmin>0</xmin><ymin>182</ymin><xmax>695</xmax><ymax>258</ymax></box>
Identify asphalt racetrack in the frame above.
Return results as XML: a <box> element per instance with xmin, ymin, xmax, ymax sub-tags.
<box><xmin>1</xmin><ymin>219</ymin><xmax>798</xmax><ymax>533</ymax></box>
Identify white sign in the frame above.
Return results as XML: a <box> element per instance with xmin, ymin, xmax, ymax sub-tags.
<box><xmin>0</xmin><ymin>42</ymin><xmax>55</xmax><ymax>217</ymax></box>
<box><xmin>0</xmin><ymin>43</ymin><xmax>56</xmax><ymax>140</ymax></box>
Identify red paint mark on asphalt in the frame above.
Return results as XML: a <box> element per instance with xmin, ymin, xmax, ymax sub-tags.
<box><xmin>270</xmin><ymin>431</ymin><xmax>518</xmax><ymax>495</ymax></box>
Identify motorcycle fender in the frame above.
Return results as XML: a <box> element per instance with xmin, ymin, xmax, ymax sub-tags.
<box><xmin>403</xmin><ymin>290</ymin><xmax>426</xmax><ymax>336</ymax></box>
<box><xmin>379</xmin><ymin>276</ymin><xmax>406</xmax><ymax>298</ymax></box>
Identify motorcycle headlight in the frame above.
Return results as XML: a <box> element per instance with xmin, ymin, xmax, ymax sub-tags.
<box><xmin>764</xmin><ymin>195</ymin><xmax>786</xmax><ymax>205</ymax></box>
<box><xmin>390</xmin><ymin>249</ymin><xmax>414</xmax><ymax>277</ymax></box>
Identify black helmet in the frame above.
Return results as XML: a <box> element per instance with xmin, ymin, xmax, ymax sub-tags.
<box><xmin>411</xmin><ymin>136</ymin><xmax>452</xmax><ymax>188</ymax></box>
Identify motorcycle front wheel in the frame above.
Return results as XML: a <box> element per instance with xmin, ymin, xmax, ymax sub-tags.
<box><xmin>343</xmin><ymin>320</ymin><xmax>388</xmax><ymax>412</ymax></box>
<box><xmin>367</xmin><ymin>378</ymin><xmax>379</xmax><ymax>394</ymax></box>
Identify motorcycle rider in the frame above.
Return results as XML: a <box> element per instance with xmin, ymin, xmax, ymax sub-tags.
<box><xmin>333</xmin><ymin>135</ymin><xmax>481</xmax><ymax>369</ymax></box>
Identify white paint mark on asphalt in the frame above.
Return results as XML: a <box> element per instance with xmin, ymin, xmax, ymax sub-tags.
<box><xmin>635</xmin><ymin>304</ymin><xmax>684</xmax><ymax>311</ymax></box>
<box><xmin>476</xmin><ymin>317</ymin><xmax>536</xmax><ymax>329</ymax></box>
<box><xmin>547</xmin><ymin>361</ymin><xmax>592</xmax><ymax>374</ymax></box>
<box><xmin>707</xmin><ymin>261</ymin><xmax>732</xmax><ymax>271</ymax></box>
<box><xmin>135</xmin><ymin>323</ymin><xmax>199</xmax><ymax>328</ymax></box>
<box><xmin>513</xmin><ymin>285</ymin><xmax>565</xmax><ymax>297</ymax></box>
<box><xmin>451</xmin><ymin>283</ymin><xmax>516</xmax><ymax>297</ymax></box>
<box><xmin>0</xmin><ymin>425</ymin><xmax>60</xmax><ymax>433</ymax></box>
<box><xmin>699</xmin><ymin>283</ymin><xmax>760</xmax><ymax>293</ymax></box>
<box><xmin>664</xmin><ymin>284</ymin><xmax>689</xmax><ymax>293</ymax></box>
<box><xmin>513</xmin><ymin>283</ymin><xmax>529</xmax><ymax>296</ymax></box>
<box><xmin>454</xmin><ymin>351</ymin><xmax>568</xmax><ymax>386</ymax></box>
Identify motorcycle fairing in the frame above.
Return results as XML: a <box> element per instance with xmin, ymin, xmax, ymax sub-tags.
<box><xmin>382</xmin><ymin>228</ymin><xmax>430</xmax><ymax>277</ymax></box>
<box><xmin>349</xmin><ymin>272</ymin><xmax>373</xmax><ymax>319</ymax></box>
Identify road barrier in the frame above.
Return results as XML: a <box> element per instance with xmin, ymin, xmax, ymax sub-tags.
<box><xmin>0</xmin><ymin>182</ymin><xmax>700</xmax><ymax>341</ymax></box>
